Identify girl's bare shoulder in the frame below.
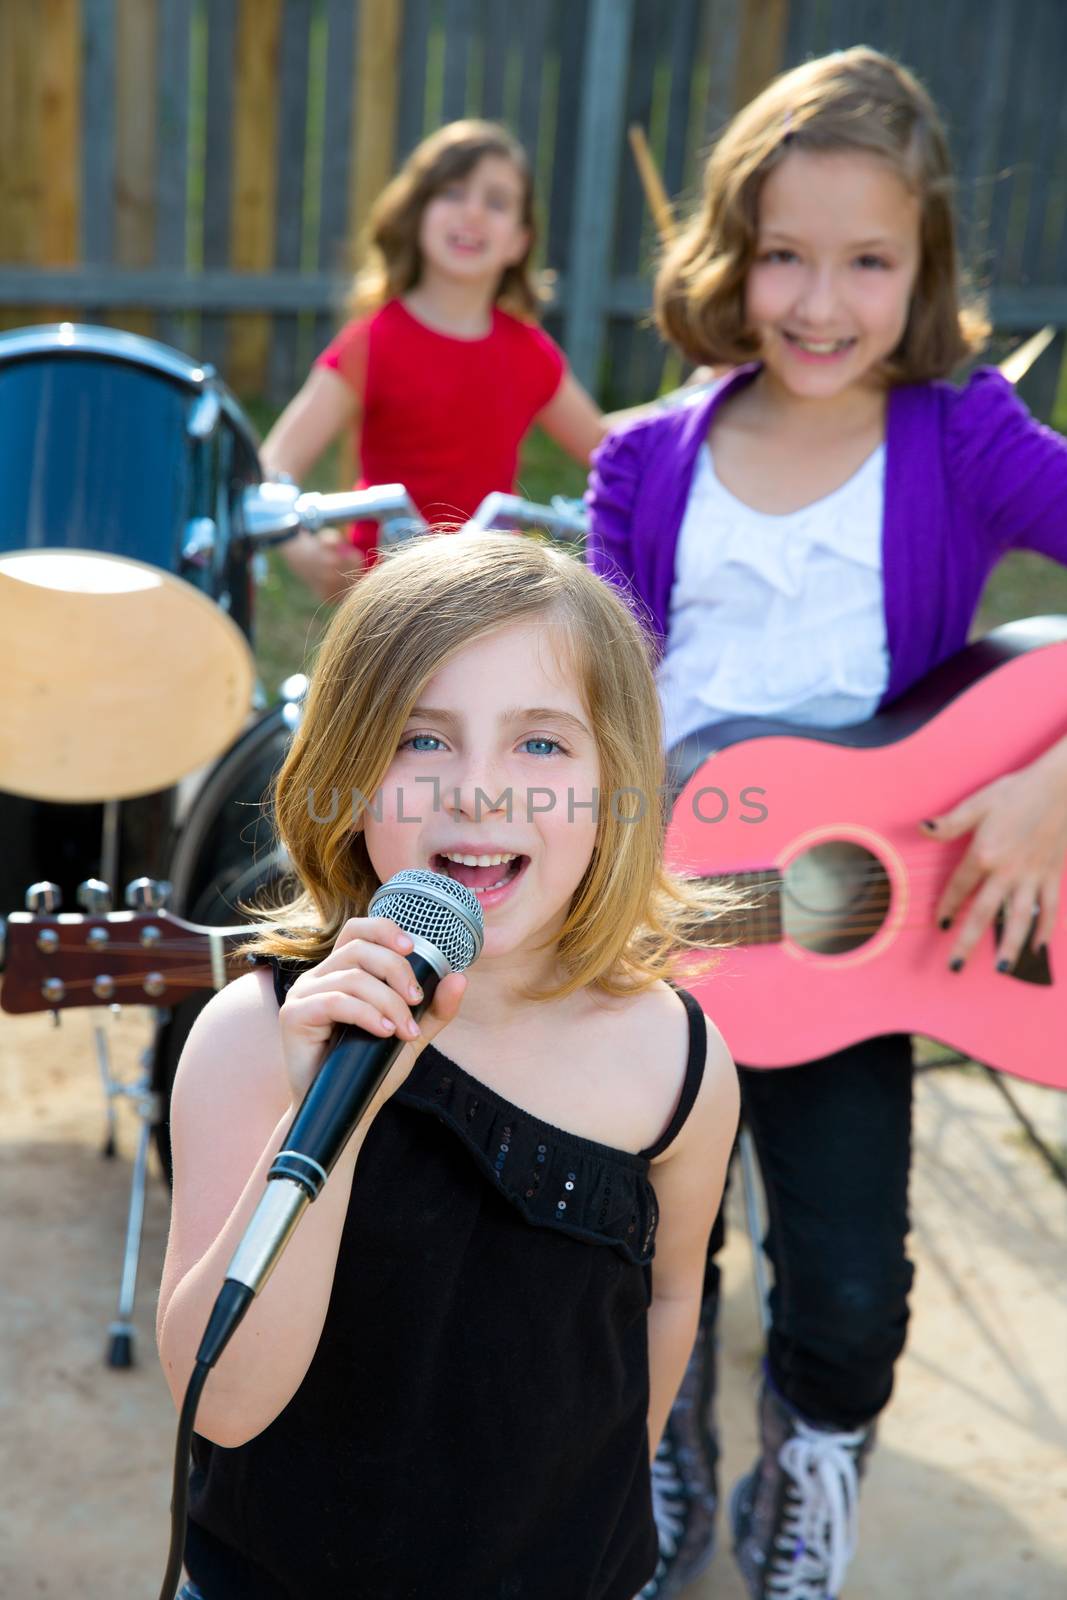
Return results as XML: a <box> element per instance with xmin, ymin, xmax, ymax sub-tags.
<box><xmin>170</xmin><ymin>965</ymin><xmax>290</xmax><ymax>1127</ymax></box>
<box><xmin>590</xmin><ymin>981</ymin><xmax>734</xmax><ymax>1142</ymax></box>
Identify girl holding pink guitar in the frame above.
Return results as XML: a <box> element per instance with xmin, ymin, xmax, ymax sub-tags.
<box><xmin>587</xmin><ymin>47</ymin><xmax>1067</xmax><ymax>1600</ymax></box>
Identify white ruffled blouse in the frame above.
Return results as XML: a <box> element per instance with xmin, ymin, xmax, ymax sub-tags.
<box><xmin>657</xmin><ymin>443</ymin><xmax>890</xmax><ymax>750</ymax></box>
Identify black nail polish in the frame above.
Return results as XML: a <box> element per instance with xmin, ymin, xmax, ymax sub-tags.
<box><xmin>939</xmin><ymin>917</ymin><xmax>952</xmax><ymax>931</ymax></box>
<box><xmin>949</xmin><ymin>957</ymin><xmax>964</xmax><ymax>973</ymax></box>
<box><xmin>996</xmin><ymin>957</ymin><xmax>1011</xmax><ymax>973</ymax></box>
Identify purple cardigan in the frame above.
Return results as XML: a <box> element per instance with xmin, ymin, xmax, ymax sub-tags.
<box><xmin>586</xmin><ymin>364</ymin><xmax>1067</xmax><ymax>706</ymax></box>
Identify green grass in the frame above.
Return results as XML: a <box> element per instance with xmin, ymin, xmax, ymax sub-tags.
<box><xmin>243</xmin><ymin>402</ymin><xmax>1067</xmax><ymax>701</ymax></box>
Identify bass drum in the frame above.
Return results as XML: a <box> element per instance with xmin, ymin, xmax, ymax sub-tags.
<box><xmin>150</xmin><ymin>690</ymin><xmax>303</xmax><ymax>1183</ymax></box>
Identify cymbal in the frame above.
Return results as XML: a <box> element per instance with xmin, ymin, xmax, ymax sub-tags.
<box><xmin>0</xmin><ymin>549</ymin><xmax>256</xmax><ymax>801</ymax></box>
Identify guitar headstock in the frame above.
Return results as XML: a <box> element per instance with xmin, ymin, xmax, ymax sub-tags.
<box><xmin>0</xmin><ymin>910</ymin><xmax>253</xmax><ymax>1016</ymax></box>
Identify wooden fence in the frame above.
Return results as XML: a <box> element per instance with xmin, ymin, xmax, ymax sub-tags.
<box><xmin>1</xmin><ymin>0</ymin><xmax>1066</xmax><ymax>410</ymax></box>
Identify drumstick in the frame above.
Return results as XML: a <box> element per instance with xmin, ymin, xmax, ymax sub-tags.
<box><xmin>997</xmin><ymin>324</ymin><xmax>1055</xmax><ymax>386</ymax></box>
<box><xmin>628</xmin><ymin>123</ymin><xmax>677</xmax><ymax>245</ymax></box>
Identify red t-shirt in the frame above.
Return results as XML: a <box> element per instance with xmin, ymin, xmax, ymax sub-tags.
<box><xmin>316</xmin><ymin>299</ymin><xmax>566</xmax><ymax>561</ymax></box>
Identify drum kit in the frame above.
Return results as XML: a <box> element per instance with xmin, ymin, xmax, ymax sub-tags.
<box><xmin>0</xmin><ymin>322</ymin><xmax>587</xmax><ymax>1367</ymax></box>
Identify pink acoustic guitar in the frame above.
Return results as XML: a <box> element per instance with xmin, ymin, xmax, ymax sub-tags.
<box><xmin>664</xmin><ymin>617</ymin><xmax>1067</xmax><ymax>1090</ymax></box>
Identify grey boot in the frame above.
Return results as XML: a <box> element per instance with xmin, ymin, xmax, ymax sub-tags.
<box><xmin>638</xmin><ymin>1298</ymin><xmax>720</xmax><ymax>1599</ymax></box>
<box><xmin>730</xmin><ymin>1385</ymin><xmax>875</xmax><ymax>1599</ymax></box>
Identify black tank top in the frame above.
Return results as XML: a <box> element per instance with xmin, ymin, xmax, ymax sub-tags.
<box><xmin>185</xmin><ymin>962</ymin><xmax>708</xmax><ymax>1600</ymax></box>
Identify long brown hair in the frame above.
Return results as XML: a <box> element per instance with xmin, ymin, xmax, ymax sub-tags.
<box><xmin>349</xmin><ymin>120</ymin><xmax>549</xmax><ymax>321</ymax></box>
<box><xmin>656</xmin><ymin>47</ymin><xmax>988</xmax><ymax>382</ymax></box>
<box><xmin>251</xmin><ymin>533</ymin><xmax>735</xmax><ymax>1001</ymax></box>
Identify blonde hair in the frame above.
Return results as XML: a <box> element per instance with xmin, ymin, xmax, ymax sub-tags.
<box><xmin>251</xmin><ymin>533</ymin><xmax>733</xmax><ymax>1000</ymax></box>
<box><xmin>348</xmin><ymin>120</ymin><xmax>548</xmax><ymax>321</ymax></box>
<box><xmin>656</xmin><ymin>47</ymin><xmax>989</xmax><ymax>382</ymax></box>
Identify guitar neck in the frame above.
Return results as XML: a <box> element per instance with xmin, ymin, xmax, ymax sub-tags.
<box><xmin>1</xmin><ymin>911</ymin><xmax>255</xmax><ymax>1016</ymax></box>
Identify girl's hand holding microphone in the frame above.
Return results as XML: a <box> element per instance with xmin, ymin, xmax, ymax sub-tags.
<box><xmin>279</xmin><ymin>917</ymin><xmax>468</xmax><ymax>1119</ymax></box>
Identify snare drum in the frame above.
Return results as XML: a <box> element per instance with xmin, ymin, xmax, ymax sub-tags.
<box><xmin>0</xmin><ymin>323</ymin><xmax>261</xmax><ymax>634</ymax></box>
<box><xmin>0</xmin><ymin>324</ymin><xmax>261</xmax><ymax>807</ymax></box>
<box><xmin>0</xmin><ymin>324</ymin><xmax>264</xmax><ymax>915</ymax></box>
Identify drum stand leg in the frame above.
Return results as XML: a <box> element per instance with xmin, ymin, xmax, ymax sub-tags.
<box><xmin>91</xmin><ymin>1023</ymin><xmax>119</xmax><ymax>1159</ymax></box>
<box><xmin>95</xmin><ymin>1026</ymin><xmax>161</xmax><ymax>1370</ymax></box>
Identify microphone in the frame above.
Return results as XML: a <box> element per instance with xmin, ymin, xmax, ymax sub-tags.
<box><xmin>204</xmin><ymin>870</ymin><xmax>482</xmax><ymax>1345</ymax></box>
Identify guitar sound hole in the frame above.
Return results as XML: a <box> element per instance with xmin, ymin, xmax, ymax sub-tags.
<box><xmin>781</xmin><ymin>841</ymin><xmax>891</xmax><ymax>955</ymax></box>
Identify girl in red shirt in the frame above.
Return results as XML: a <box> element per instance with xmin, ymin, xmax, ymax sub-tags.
<box><xmin>263</xmin><ymin>119</ymin><xmax>605</xmax><ymax>600</ymax></box>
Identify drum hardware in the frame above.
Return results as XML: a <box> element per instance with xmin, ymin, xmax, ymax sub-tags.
<box><xmin>186</xmin><ymin>388</ymin><xmax>221</xmax><ymax>440</ymax></box>
<box><xmin>182</xmin><ymin>517</ymin><xmax>217</xmax><ymax>566</ymax></box>
<box><xmin>103</xmin><ymin>874</ymin><xmax>174</xmax><ymax>1368</ymax></box>
<box><xmin>239</xmin><ymin>479</ymin><xmax>423</xmax><ymax>548</ymax></box>
<box><xmin>463</xmin><ymin>491</ymin><xmax>589</xmax><ymax>544</ymax></box>
<box><xmin>14</xmin><ymin>874</ymin><xmax>175</xmax><ymax>1366</ymax></box>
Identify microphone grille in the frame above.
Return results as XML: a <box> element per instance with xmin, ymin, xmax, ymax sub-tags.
<box><xmin>368</xmin><ymin>868</ymin><xmax>484</xmax><ymax>972</ymax></box>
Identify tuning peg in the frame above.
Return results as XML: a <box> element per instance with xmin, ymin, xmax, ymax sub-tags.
<box><xmin>77</xmin><ymin>879</ymin><xmax>113</xmax><ymax>914</ymax></box>
<box><xmin>124</xmin><ymin>877</ymin><xmax>172</xmax><ymax>912</ymax></box>
<box><xmin>25</xmin><ymin>881</ymin><xmax>62</xmax><ymax>913</ymax></box>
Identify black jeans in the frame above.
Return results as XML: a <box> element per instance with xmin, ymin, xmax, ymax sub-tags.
<box><xmin>705</xmin><ymin>1033</ymin><xmax>915</xmax><ymax>1431</ymax></box>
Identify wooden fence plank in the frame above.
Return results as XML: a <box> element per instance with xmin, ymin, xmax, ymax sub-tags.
<box><xmin>341</xmin><ymin>0</ymin><xmax>403</xmax><ymax>485</ymax></box>
<box><xmin>269</xmin><ymin>0</ymin><xmax>314</xmax><ymax>402</ymax></box>
<box><xmin>1042</xmin><ymin>29</ymin><xmax>1067</xmax><ymax>283</ymax></box>
<box><xmin>564</xmin><ymin>0</ymin><xmax>634</xmax><ymax>390</ymax></box>
<box><xmin>663</xmin><ymin>0</ymin><xmax>701</xmax><ymax>200</ymax></box>
<box><xmin>545</xmin><ymin>0</ymin><xmax>588</xmax><ymax>278</ymax></box>
<box><xmin>824</xmin><ymin>0</ymin><xmax>856</xmax><ymax>48</ymax></box>
<box><xmin>958</xmin><ymin>0</ymin><xmax>1015</xmax><ymax>277</ymax></box>
<box><xmin>200</xmin><ymin>0</ymin><xmax>237</xmax><ymax>374</ymax></box>
<box><xmin>316</xmin><ymin>0</ymin><xmax>359</xmax><ymax>357</ymax></box>
<box><xmin>352</xmin><ymin>0</ymin><xmax>404</xmax><ymax>236</ymax></box>
<box><xmin>442</xmin><ymin>0</ymin><xmax>474</xmax><ymax>122</ymax></box>
<box><xmin>155</xmin><ymin>0</ymin><xmax>193</xmax><ymax>351</ymax></box>
<box><xmin>228</xmin><ymin>0</ymin><xmax>283</xmax><ymax>393</ymax></box>
<box><xmin>39</xmin><ymin>0</ymin><xmax>81</xmax><ymax>273</ymax></box>
<box><xmin>0</xmin><ymin>4</ymin><xmax>42</xmax><ymax>330</ymax></box>
<box><xmin>782</xmin><ymin>0</ymin><xmax>811</xmax><ymax>69</ymax></box>
<box><xmin>698</xmin><ymin>0</ymin><xmax>742</xmax><ymax>155</ymax></box>
<box><xmin>517</xmin><ymin>0</ymin><xmax>550</xmax><ymax>168</ymax></box>
<box><xmin>984</xmin><ymin>14</ymin><xmax>1036</xmax><ymax>285</ymax></box>
<box><xmin>481</xmin><ymin>0</ymin><xmax>510</xmax><ymax>121</ymax></box>
<box><xmin>396</xmin><ymin>0</ymin><xmax>430</xmax><ymax>158</ymax></box>
<box><xmin>733</xmin><ymin>0</ymin><xmax>789</xmax><ymax>111</ymax></box>
<box><xmin>1004</xmin><ymin>1</ymin><xmax>1062</xmax><ymax>286</ymax></box>
<box><xmin>115</xmin><ymin>0</ymin><xmax>159</xmax><ymax>337</ymax></box>
<box><xmin>608</xmin><ymin>0</ymin><xmax>664</xmax><ymax>404</ymax></box>
<box><xmin>79</xmin><ymin>0</ymin><xmax>116</xmax><ymax>335</ymax></box>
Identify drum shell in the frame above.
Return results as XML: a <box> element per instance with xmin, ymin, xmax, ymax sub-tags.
<box><xmin>0</xmin><ymin>790</ymin><xmax>174</xmax><ymax>918</ymax></box>
<box><xmin>151</xmin><ymin>701</ymin><xmax>297</xmax><ymax>1183</ymax></box>
<box><xmin>0</xmin><ymin>325</ymin><xmax>262</xmax><ymax>636</ymax></box>
<box><xmin>0</xmin><ymin>326</ymin><xmax>263</xmax><ymax>908</ymax></box>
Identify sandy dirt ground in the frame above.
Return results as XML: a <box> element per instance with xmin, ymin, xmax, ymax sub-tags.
<box><xmin>0</xmin><ymin>1006</ymin><xmax>1064</xmax><ymax>1599</ymax></box>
